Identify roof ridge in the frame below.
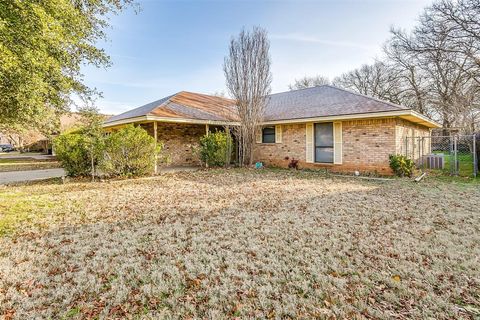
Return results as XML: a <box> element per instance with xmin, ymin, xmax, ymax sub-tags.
<box><xmin>268</xmin><ymin>85</ymin><xmax>409</xmax><ymax>111</ymax></box>
<box><xmin>145</xmin><ymin>92</ymin><xmax>180</xmax><ymax>116</ymax></box>
<box><xmin>155</xmin><ymin>91</ymin><xmax>239</xmax><ymax>121</ymax></box>
<box><xmin>104</xmin><ymin>93</ymin><xmax>177</xmax><ymax>123</ymax></box>
<box><xmin>323</xmin><ymin>85</ymin><xmax>409</xmax><ymax>111</ymax></box>
<box><xmin>176</xmin><ymin>90</ymin><xmax>236</xmax><ymax>103</ymax></box>
<box><xmin>268</xmin><ymin>85</ymin><xmax>329</xmax><ymax>96</ymax></box>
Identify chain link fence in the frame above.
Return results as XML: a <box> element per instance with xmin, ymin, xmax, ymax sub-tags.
<box><xmin>405</xmin><ymin>135</ymin><xmax>478</xmax><ymax>177</ymax></box>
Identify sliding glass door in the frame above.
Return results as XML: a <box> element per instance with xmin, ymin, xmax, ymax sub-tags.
<box><xmin>314</xmin><ymin>123</ymin><xmax>334</xmax><ymax>163</ymax></box>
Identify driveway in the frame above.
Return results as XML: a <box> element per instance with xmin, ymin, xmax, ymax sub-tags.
<box><xmin>0</xmin><ymin>168</ymin><xmax>65</xmax><ymax>185</ymax></box>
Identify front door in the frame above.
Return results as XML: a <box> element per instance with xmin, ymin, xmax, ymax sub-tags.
<box><xmin>314</xmin><ymin>122</ymin><xmax>334</xmax><ymax>163</ymax></box>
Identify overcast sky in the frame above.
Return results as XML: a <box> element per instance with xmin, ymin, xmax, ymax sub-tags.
<box><xmin>81</xmin><ymin>0</ymin><xmax>433</xmax><ymax>115</ymax></box>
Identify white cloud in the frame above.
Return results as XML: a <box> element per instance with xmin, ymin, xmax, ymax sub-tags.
<box><xmin>270</xmin><ymin>33</ymin><xmax>378</xmax><ymax>52</ymax></box>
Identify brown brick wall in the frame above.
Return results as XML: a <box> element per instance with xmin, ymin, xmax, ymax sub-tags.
<box><xmin>342</xmin><ymin>118</ymin><xmax>396</xmax><ymax>173</ymax></box>
<box><xmin>141</xmin><ymin>122</ymin><xmax>206</xmax><ymax>166</ymax></box>
<box><xmin>253</xmin><ymin>123</ymin><xmax>306</xmax><ymax>165</ymax></box>
<box><xmin>136</xmin><ymin>118</ymin><xmax>430</xmax><ymax>172</ymax></box>
<box><xmin>253</xmin><ymin>118</ymin><xmax>430</xmax><ymax>175</ymax></box>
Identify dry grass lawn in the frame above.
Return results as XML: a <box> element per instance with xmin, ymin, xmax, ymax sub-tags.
<box><xmin>0</xmin><ymin>169</ymin><xmax>479</xmax><ymax>319</ymax></box>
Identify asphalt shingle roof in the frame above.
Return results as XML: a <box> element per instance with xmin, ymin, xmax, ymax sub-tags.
<box><xmin>105</xmin><ymin>95</ymin><xmax>174</xmax><ymax>123</ymax></box>
<box><xmin>105</xmin><ymin>92</ymin><xmax>237</xmax><ymax>124</ymax></box>
<box><xmin>105</xmin><ymin>85</ymin><xmax>410</xmax><ymax>124</ymax></box>
<box><xmin>264</xmin><ymin>85</ymin><xmax>408</xmax><ymax>121</ymax></box>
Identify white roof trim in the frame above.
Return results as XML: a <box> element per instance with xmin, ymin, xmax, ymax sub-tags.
<box><xmin>103</xmin><ymin>115</ymin><xmax>239</xmax><ymax>128</ymax></box>
<box><xmin>408</xmin><ymin>110</ymin><xmax>442</xmax><ymax>128</ymax></box>
<box><xmin>103</xmin><ymin>110</ymin><xmax>440</xmax><ymax>129</ymax></box>
<box><xmin>261</xmin><ymin>110</ymin><xmax>440</xmax><ymax>128</ymax></box>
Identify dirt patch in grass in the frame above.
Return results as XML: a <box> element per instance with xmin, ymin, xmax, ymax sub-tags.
<box><xmin>0</xmin><ymin>169</ymin><xmax>479</xmax><ymax>319</ymax></box>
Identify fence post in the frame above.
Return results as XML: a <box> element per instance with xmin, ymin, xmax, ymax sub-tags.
<box><xmin>449</xmin><ymin>136</ymin><xmax>453</xmax><ymax>175</ymax></box>
<box><xmin>421</xmin><ymin>137</ymin><xmax>424</xmax><ymax>169</ymax></box>
<box><xmin>418</xmin><ymin>137</ymin><xmax>420</xmax><ymax>166</ymax></box>
<box><xmin>405</xmin><ymin>136</ymin><xmax>408</xmax><ymax>157</ymax></box>
<box><xmin>454</xmin><ymin>136</ymin><xmax>458</xmax><ymax>175</ymax></box>
<box><xmin>473</xmin><ymin>134</ymin><xmax>477</xmax><ymax>178</ymax></box>
<box><xmin>412</xmin><ymin>137</ymin><xmax>416</xmax><ymax>162</ymax></box>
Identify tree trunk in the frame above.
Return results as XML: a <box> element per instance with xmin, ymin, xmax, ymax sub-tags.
<box><xmin>91</xmin><ymin>153</ymin><xmax>95</xmax><ymax>182</ymax></box>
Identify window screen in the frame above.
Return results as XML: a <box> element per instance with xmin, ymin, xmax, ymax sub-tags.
<box><xmin>314</xmin><ymin>123</ymin><xmax>334</xmax><ymax>163</ymax></box>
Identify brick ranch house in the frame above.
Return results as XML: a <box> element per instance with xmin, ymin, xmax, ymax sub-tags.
<box><xmin>103</xmin><ymin>85</ymin><xmax>440</xmax><ymax>175</ymax></box>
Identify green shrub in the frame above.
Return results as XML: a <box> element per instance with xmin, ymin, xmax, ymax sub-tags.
<box><xmin>102</xmin><ymin>125</ymin><xmax>161</xmax><ymax>177</ymax></box>
<box><xmin>198</xmin><ymin>131</ymin><xmax>233</xmax><ymax>167</ymax></box>
<box><xmin>54</xmin><ymin>133</ymin><xmax>90</xmax><ymax>177</ymax></box>
<box><xmin>389</xmin><ymin>154</ymin><xmax>415</xmax><ymax>177</ymax></box>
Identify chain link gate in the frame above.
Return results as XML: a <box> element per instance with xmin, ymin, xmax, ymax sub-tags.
<box><xmin>405</xmin><ymin>135</ymin><xmax>478</xmax><ymax>177</ymax></box>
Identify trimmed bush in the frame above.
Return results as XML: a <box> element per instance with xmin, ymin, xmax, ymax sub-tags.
<box><xmin>54</xmin><ymin>133</ymin><xmax>90</xmax><ymax>177</ymax></box>
<box><xmin>198</xmin><ymin>131</ymin><xmax>233</xmax><ymax>167</ymax></box>
<box><xmin>389</xmin><ymin>154</ymin><xmax>415</xmax><ymax>177</ymax></box>
<box><xmin>102</xmin><ymin>125</ymin><xmax>161</xmax><ymax>177</ymax></box>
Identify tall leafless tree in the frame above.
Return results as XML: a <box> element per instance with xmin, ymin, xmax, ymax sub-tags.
<box><xmin>332</xmin><ymin>61</ymin><xmax>403</xmax><ymax>104</ymax></box>
<box><xmin>224</xmin><ymin>26</ymin><xmax>272</xmax><ymax>166</ymax></box>
<box><xmin>389</xmin><ymin>7</ymin><xmax>479</xmax><ymax>132</ymax></box>
<box><xmin>408</xmin><ymin>0</ymin><xmax>480</xmax><ymax>133</ymax></box>
<box><xmin>384</xmin><ymin>38</ymin><xmax>429</xmax><ymax>115</ymax></box>
<box><xmin>430</xmin><ymin>0</ymin><xmax>480</xmax><ymax>85</ymax></box>
<box><xmin>288</xmin><ymin>75</ymin><xmax>330</xmax><ymax>90</ymax></box>
<box><xmin>331</xmin><ymin>0</ymin><xmax>480</xmax><ymax>134</ymax></box>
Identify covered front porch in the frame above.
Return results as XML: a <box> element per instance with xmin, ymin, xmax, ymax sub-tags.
<box><xmin>101</xmin><ymin>91</ymin><xmax>239</xmax><ymax>172</ymax></box>
<box><xmin>139</xmin><ymin>121</ymin><xmax>231</xmax><ymax>172</ymax></box>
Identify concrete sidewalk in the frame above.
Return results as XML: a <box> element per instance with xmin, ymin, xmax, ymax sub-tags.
<box><xmin>0</xmin><ymin>166</ymin><xmax>200</xmax><ymax>185</ymax></box>
<box><xmin>0</xmin><ymin>153</ymin><xmax>56</xmax><ymax>160</ymax></box>
<box><xmin>0</xmin><ymin>168</ymin><xmax>65</xmax><ymax>185</ymax></box>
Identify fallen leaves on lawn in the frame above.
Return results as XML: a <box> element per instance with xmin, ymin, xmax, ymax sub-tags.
<box><xmin>0</xmin><ymin>169</ymin><xmax>479</xmax><ymax>319</ymax></box>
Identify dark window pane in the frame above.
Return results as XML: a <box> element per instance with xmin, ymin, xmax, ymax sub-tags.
<box><xmin>314</xmin><ymin>123</ymin><xmax>334</xmax><ymax>163</ymax></box>
<box><xmin>315</xmin><ymin>147</ymin><xmax>334</xmax><ymax>163</ymax></box>
<box><xmin>262</xmin><ymin>127</ymin><xmax>276</xmax><ymax>143</ymax></box>
<box><xmin>315</xmin><ymin>123</ymin><xmax>333</xmax><ymax>147</ymax></box>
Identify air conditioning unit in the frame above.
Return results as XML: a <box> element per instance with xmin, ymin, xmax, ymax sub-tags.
<box><xmin>425</xmin><ymin>154</ymin><xmax>444</xmax><ymax>169</ymax></box>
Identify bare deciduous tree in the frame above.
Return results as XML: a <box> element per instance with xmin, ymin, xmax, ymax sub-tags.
<box><xmin>288</xmin><ymin>75</ymin><xmax>330</xmax><ymax>90</ymax></box>
<box><xmin>389</xmin><ymin>8</ymin><xmax>479</xmax><ymax>132</ymax></box>
<box><xmin>384</xmin><ymin>38</ymin><xmax>429</xmax><ymax>115</ymax></box>
<box><xmin>223</xmin><ymin>26</ymin><xmax>272</xmax><ymax>166</ymax></box>
<box><xmin>430</xmin><ymin>0</ymin><xmax>480</xmax><ymax>85</ymax></box>
<box><xmin>332</xmin><ymin>61</ymin><xmax>403</xmax><ymax>104</ymax></box>
<box><xmin>331</xmin><ymin>0</ymin><xmax>480</xmax><ymax>134</ymax></box>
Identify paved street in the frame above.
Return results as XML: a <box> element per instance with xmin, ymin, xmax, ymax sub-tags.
<box><xmin>0</xmin><ymin>168</ymin><xmax>65</xmax><ymax>185</ymax></box>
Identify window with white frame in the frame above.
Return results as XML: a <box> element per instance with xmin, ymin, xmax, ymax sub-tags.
<box><xmin>262</xmin><ymin>126</ymin><xmax>276</xmax><ymax>143</ymax></box>
<box><xmin>314</xmin><ymin>122</ymin><xmax>334</xmax><ymax>163</ymax></box>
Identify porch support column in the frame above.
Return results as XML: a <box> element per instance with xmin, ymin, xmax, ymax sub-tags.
<box><xmin>205</xmin><ymin>124</ymin><xmax>209</xmax><ymax>135</ymax></box>
<box><xmin>154</xmin><ymin>121</ymin><xmax>158</xmax><ymax>174</ymax></box>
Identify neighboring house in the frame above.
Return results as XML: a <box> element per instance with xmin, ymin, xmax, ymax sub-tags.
<box><xmin>0</xmin><ymin>113</ymin><xmax>110</xmax><ymax>153</ymax></box>
<box><xmin>0</xmin><ymin>113</ymin><xmax>85</xmax><ymax>153</ymax></box>
<box><xmin>103</xmin><ymin>85</ymin><xmax>440</xmax><ymax>174</ymax></box>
